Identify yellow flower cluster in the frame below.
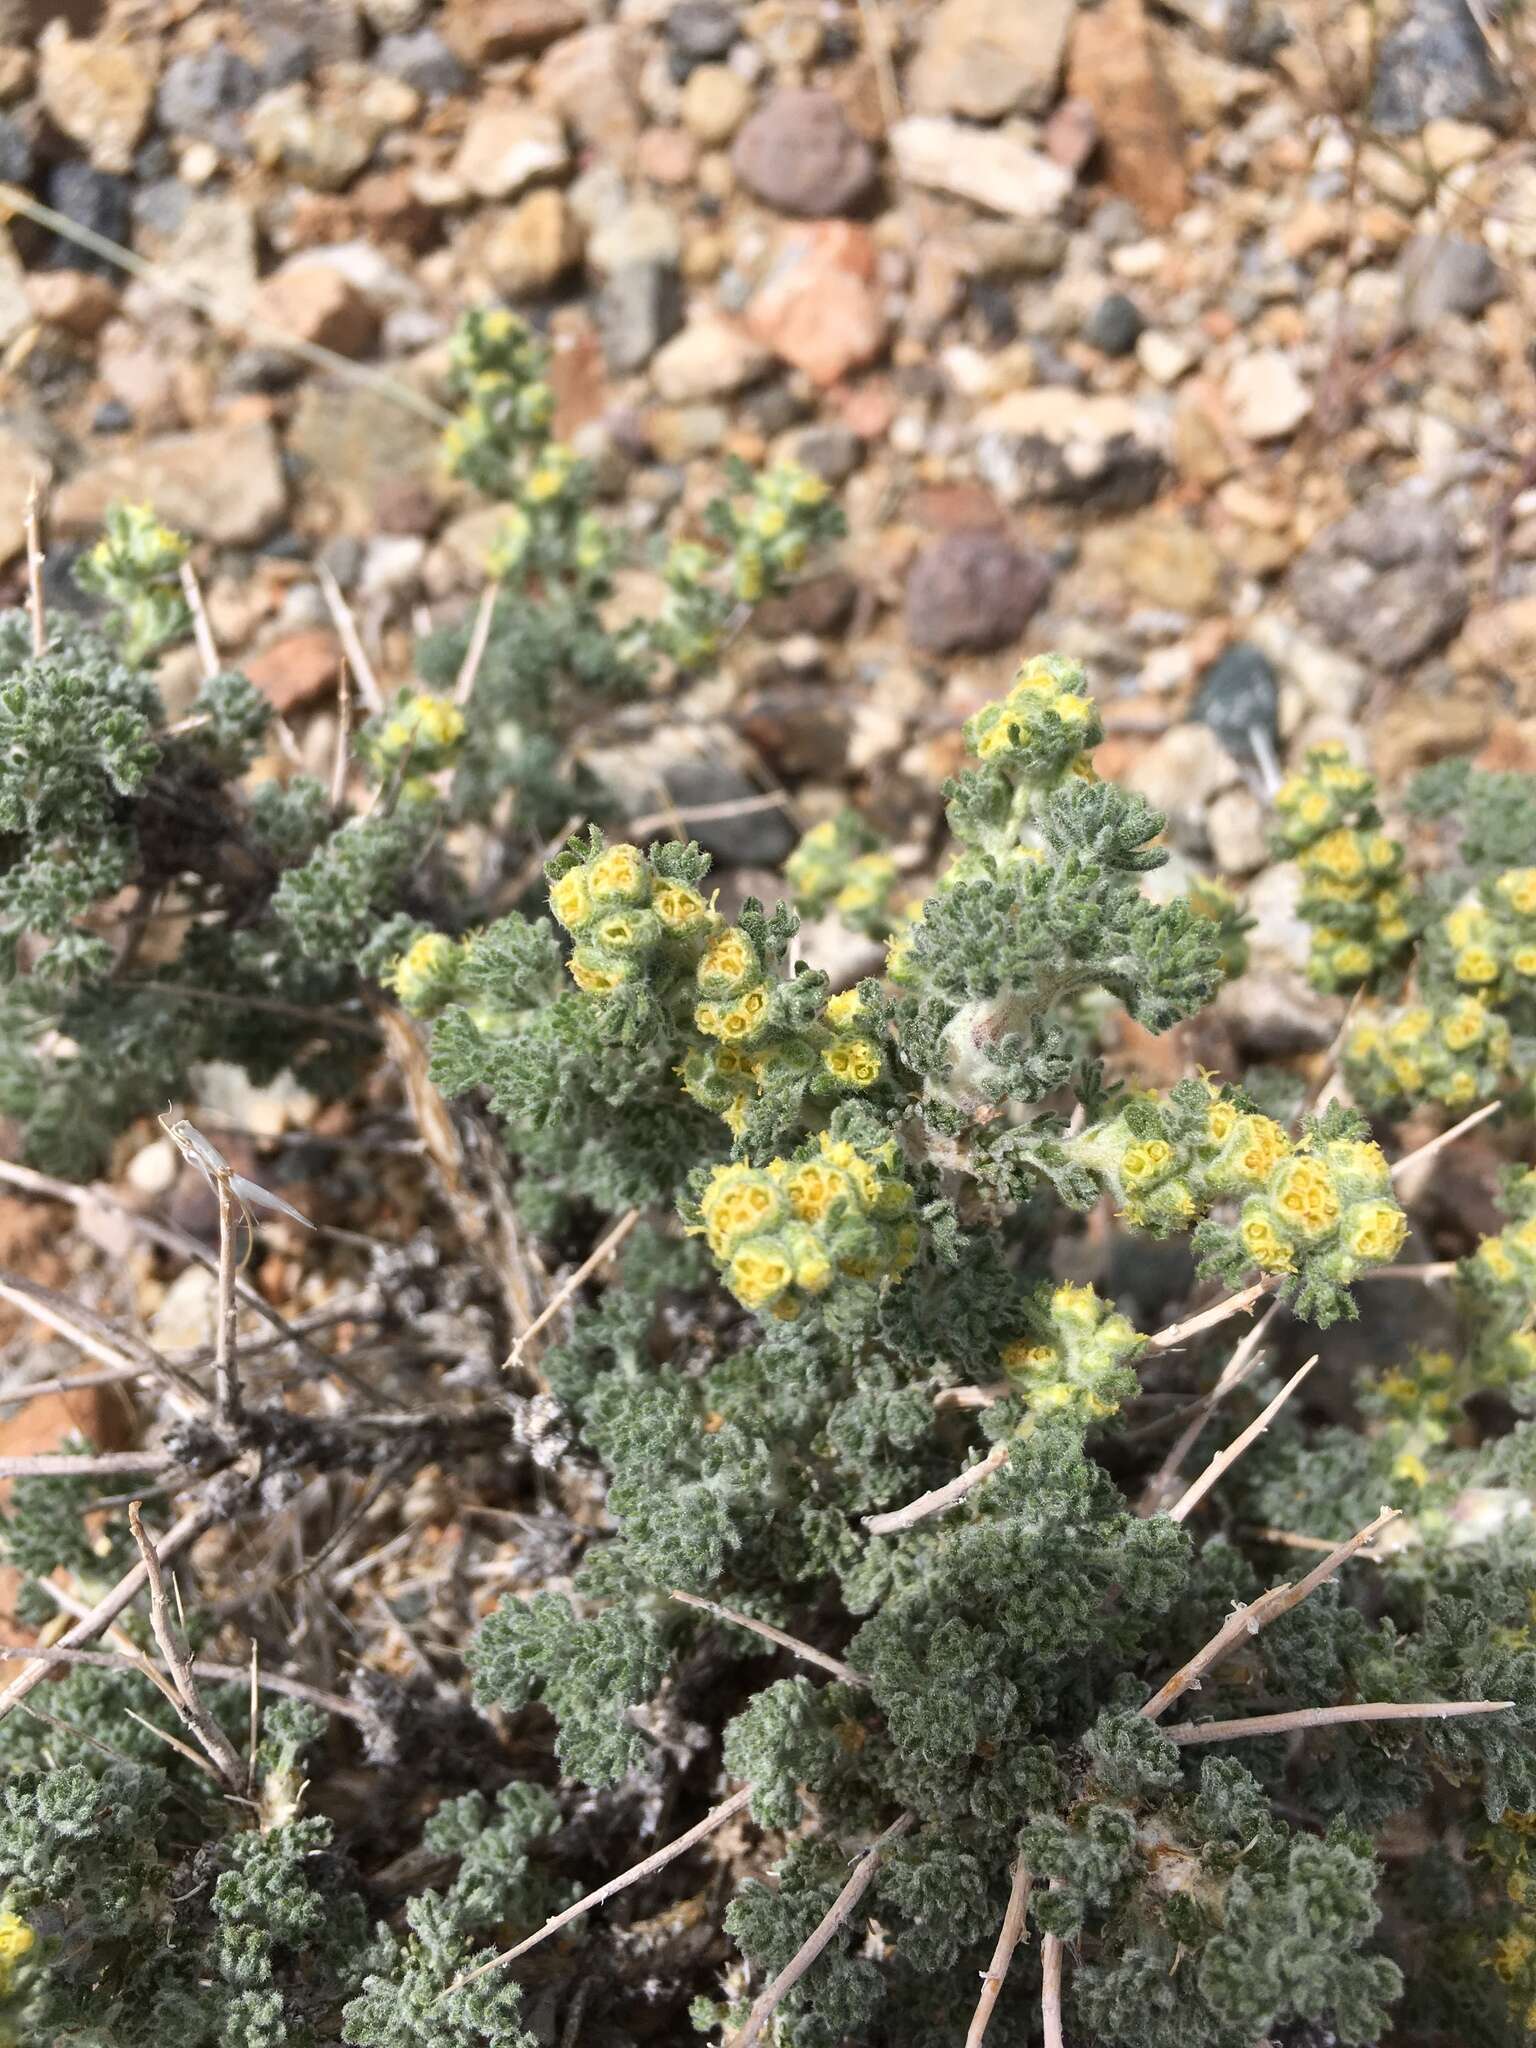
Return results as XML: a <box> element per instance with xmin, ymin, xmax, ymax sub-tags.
<box><xmin>732</xmin><ymin>463</ymin><xmax>834</xmax><ymax>604</ymax></box>
<box><xmin>441</xmin><ymin>307</ymin><xmax>556</xmax><ymax>496</ymax></box>
<box><xmin>1456</xmin><ymin>1170</ymin><xmax>1536</xmax><ymax>1396</ymax></box>
<box><xmin>1426</xmin><ymin>875</ymin><xmax>1536</xmax><ymax>1011</ymax></box>
<box><xmin>961</xmin><ymin>653</ymin><xmax>1103</xmax><ymax>784</ymax></box>
<box><xmin>692</xmin><ymin>1124</ymin><xmax>917</xmax><ymax>1318</ymax></box>
<box><xmin>387</xmin><ymin>930</ymin><xmax>461</xmax><ymax>1014</ymax></box>
<box><xmin>0</xmin><ymin>1912</ymin><xmax>32</xmax><ymax>1998</ymax></box>
<box><xmin>999</xmin><ymin>1282</ymin><xmax>1146</xmax><ymax>1427</ymax></box>
<box><xmin>1271</xmin><ymin>745</ymin><xmax>1411</xmax><ymax>992</ymax></box>
<box><xmin>374</xmin><ymin>693</ymin><xmax>466</xmax><ymax>772</ymax></box>
<box><xmin>1344</xmin><ymin>997</ymin><xmax>1513</xmax><ymax>1115</ymax></box>
<box><xmin>679</xmin><ymin>969</ymin><xmax>886</xmax><ymax>1138</ymax></box>
<box><xmin>784</xmin><ymin>814</ymin><xmax>898</xmax><ymax>940</ymax></box>
<box><xmin>1068</xmin><ymin>1084</ymin><xmax>1407</xmax><ymax>1292</ymax></box>
<box><xmin>549</xmin><ymin>840</ymin><xmax>719</xmax><ymax>1000</ymax></box>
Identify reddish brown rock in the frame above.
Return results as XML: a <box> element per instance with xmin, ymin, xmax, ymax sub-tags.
<box><xmin>747</xmin><ymin>223</ymin><xmax>887</xmax><ymax>389</ymax></box>
<box><xmin>253</xmin><ymin>266</ymin><xmax>379</xmax><ymax>357</ymax></box>
<box><xmin>1066</xmin><ymin>0</ymin><xmax>1187</xmax><ymax>228</ymax></box>
<box><xmin>244</xmin><ymin>630</ymin><xmax>344</xmax><ymax>713</ymax></box>
<box><xmin>732</xmin><ymin>89</ymin><xmax>877</xmax><ymax>217</ymax></box>
<box><xmin>441</xmin><ymin>0</ymin><xmax>581</xmax><ymax>62</ymax></box>
<box><xmin>25</xmin><ymin>269</ymin><xmax>118</xmax><ymax>337</ymax></box>
<box><xmin>905</xmin><ymin>532</ymin><xmax>1052</xmax><ymax>655</ymax></box>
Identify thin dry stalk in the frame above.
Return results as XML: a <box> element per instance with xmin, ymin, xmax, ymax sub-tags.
<box><xmin>731</xmin><ymin>1812</ymin><xmax>915</xmax><ymax>2048</ymax></box>
<box><xmin>1163</xmin><ymin>1356</ymin><xmax>1318</xmax><ymax>1526</ymax></box>
<box><xmin>1163</xmin><ymin>1698</ymin><xmax>1514</xmax><ymax>1745</ymax></box>
<box><xmin>0</xmin><ymin>1643</ymin><xmax>366</xmax><ymax>1723</ymax></box>
<box><xmin>1138</xmin><ymin>1302</ymin><xmax>1285</xmax><ymax>1515</ymax></box>
<box><xmin>1140</xmin><ymin>1507</ymin><xmax>1399</xmax><ymax>1724</ymax></box>
<box><xmin>179</xmin><ymin>559</ymin><xmax>220</xmax><ymax>679</ymax></box>
<box><xmin>330</xmin><ymin>658</ymin><xmax>354</xmax><ymax>811</ymax></box>
<box><xmin>0</xmin><ymin>181</ymin><xmax>450</xmax><ymax>427</ymax></box>
<box><xmin>0</xmin><ymin>1362</ymin><xmax>150</xmax><ymax>1404</ymax></box>
<box><xmin>128</xmin><ymin>1500</ymin><xmax>245</xmax><ymax>1788</ymax></box>
<box><xmin>444</xmin><ymin>1783</ymin><xmax>756</xmax><ymax>1996</ymax></box>
<box><xmin>317</xmin><ymin>564</ymin><xmax>384</xmax><ymax>714</ymax></box>
<box><xmin>1372</xmin><ymin>1261</ymin><xmax>1458</xmax><ymax>1282</ymax></box>
<box><xmin>966</xmin><ymin>1850</ymin><xmax>1032</xmax><ymax>2048</ymax></box>
<box><xmin>0</xmin><ymin>1270</ymin><xmax>204</xmax><ymax>1412</ymax></box>
<box><xmin>214</xmin><ymin>1176</ymin><xmax>242</xmax><ymax>1429</ymax></box>
<box><xmin>24</xmin><ymin>474</ymin><xmax>45</xmax><ymax>658</ymax></box>
<box><xmin>1146</xmin><ymin>1278</ymin><xmax>1275</xmax><ymax>1354</ymax></box>
<box><xmin>123</xmin><ymin>1702</ymin><xmax>223</xmax><ymax>1780</ymax></box>
<box><xmin>0</xmin><ymin>1500</ymin><xmax>214</xmax><ymax>1725</ymax></box>
<box><xmin>0</xmin><ymin>1449</ymin><xmax>176</xmax><ymax>1479</ymax></box>
<box><xmin>1041</xmin><ymin>1921</ymin><xmax>1064</xmax><ymax>2048</ymax></box>
<box><xmin>1390</xmin><ymin>1098</ymin><xmax>1501</xmax><ymax>1186</ymax></box>
<box><xmin>506</xmin><ymin>1207</ymin><xmax>640</xmax><ymax>1368</ymax></box>
<box><xmin>668</xmin><ymin>1588</ymin><xmax>866</xmax><ymax>1685</ymax></box>
<box><xmin>454</xmin><ymin>581</ymin><xmax>500</xmax><ymax>708</ymax></box>
<box><xmin>862</xmin><ymin>1438</ymin><xmax>1009</xmax><ymax>1536</ymax></box>
<box><xmin>624</xmin><ymin>791</ymin><xmax>792</xmax><ymax>840</ymax></box>
<box><xmin>853</xmin><ymin>0</ymin><xmax>902</xmax><ymax>132</ymax></box>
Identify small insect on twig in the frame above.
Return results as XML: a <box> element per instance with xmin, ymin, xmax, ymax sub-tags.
<box><xmin>158</xmin><ymin>1110</ymin><xmax>314</xmax><ymax>1429</ymax></box>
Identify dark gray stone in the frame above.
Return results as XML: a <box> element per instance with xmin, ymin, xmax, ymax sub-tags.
<box><xmin>596</xmin><ymin>262</ymin><xmax>684</xmax><ymax>373</ymax></box>
<box><xmin>666</xmin><ymin>0</ymin><xmax>738</xmax><ymax>62</ymax></box>
<box><xmin>131</xmin><ymin>178</ymin><xmax>190</xmax><ymax>239</ymax></box>
<box><xmin>93</xmin><ymin>399</ymin><xmax>133</xmax><ymax>434</ymax></box>
<box><xmin>375</xmin><ymin>27</ymin><xmax>468</xmax><ymax>95</ymax></box>
<box><xmin>1400</xmin><ymin>234</ymin><xmax>1502</xmax><ymax>332</ymax></box>
<box><xmin>44</xmin><ymin>164</ymin><xmax>129</xmax><ymax>273</ymax></box>
<box><xmin>1369</xmin><ymin>0</ymin><xmax>1510</xmax><ymax>134</ymax></box>
<box><xmin>0</xmin><ymin>114</ymin><xmax>32</xmax><ymax>190</ymax></box>
<box><xmin>156</xmin><ymin>45</ymin><xmax>260</xmax><ymax>146</ymax></box>
<box><xmin>732</xmin><ymin>90</ymin><xmax>877</xmax><ymax>218</ymax></box>
<box><xmin>1291</xmin><ymin>488</ymin><xmax>1468</xmax><ymax>669</ymax></box>
<box><xmin>791</xmin><ymin>425</ymin><xmax>864</xmax><ymax>484</ymax></box>
<box><xmin>905</xmin><ymin>533</ymin><xmax>1052</xmax><ymax>656</ymax></box>
<box><xmin>662</xmin><ymin>758</ymin><xmax>798</xmax><ymax>865</ymax></box>
<box><xmin>1192</xmin><ymin>644</ymin><xmax>1279</xmax><ymax>767</ymax></box>
<box><xmin>1084</xmin><ymin>291</ymin><xmax>1145</xmax><ymax>357</ymax></box>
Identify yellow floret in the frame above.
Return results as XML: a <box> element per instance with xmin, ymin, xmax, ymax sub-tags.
<box><xmin>1445</xmin><ymin>905</ymin><xmax>1491</xmax><ymax>951</ymax></box>
<box><xmin>1232</xmin><ymin>1115</ymin><xmax>1291</xmax><ymax>1186</ymax></box>
<box><xmin>699</xmin><ymin>1171</ymin><xmax>782</xmax><ymax>1254</ymax></box>
<box><xmin>822</xmin><ymin>1038</ymin><xmax>882</xmax><ymax>1087</ymax></box>
<box><xmin>652</xmin><ymin>883</ymin><xmax>711</xmax><ymax>932</ymax></box>
<box><xmin>588</xmin><ymin>844</ymin><xmax>647</xmax><ymax>903</ymax></box>
<box><xmin>568</xmin><ymin>954</ymin><xmax>625</xmax><ymax>994</ymax></box>
<box><xmin>1344</xmin><ymin>1199</ymin><xmax>1407</xmax><ymax>1263</ymax></box>
<box><xmin>1051</xmin><ymin>1282</ymin><xmax>1100</xmax><ymax>1327</ymax></box>
<box><xmin>1122</xmin><ymin>1139</ymin><xmax>1174</xmax><ymax>1185</ymax></box>
<box><xmin>783</xmin><ymin>1162</ymin><xmax>855</xmax><ymax>1225</ymax></box>
<box><xmin>1498</xmin><ymin>869</ymin><xmax>1536</xmax><ymax>918</ymax></box>
<box><xmin>1304</xmin><ymin>828</ymin><xmax>1366</xmax><ymax>881</ymax></box>
<box><xmin>1002</xmin><ymin>1341</ymin><xmax>1059</xmax><ymax>1376</ymax></box>
<box><xmin>1273</xmin><ymin>1158</ymin><xmax>1342</xmax><ymax>1238</ymax></box>
<box><xmin>550</xmin><ymin>870</ymin><xmax>593</xmax><ymax>932</ymax></box>
<box><xmin>1240</xmin><ymin>1210</ymin><xmax>1294</xmax><ymax>1271</ymax></box>
<box><xmin>1207</xmin><ymin>1098</ymin><xmax>1238</xmax><ymax>1143</ymax></box>
<box><xmin>823</xmin><ymin>988</ymin><xmax>864</xmax><ymax>1028</ymax></box>
<box><xmin>1328</xmin><ymin>942</ymin><xmax>1374</xmax><ymax>980</ymax></box>
<box><xmin>1443</xmin><ymin>1070</ymin><xmax>1479</xmax><ymax>1108</ymax></box>
<box><xmin>1442</xmin><ymin>1000</ymin><xmax>1488</xmax><ymax>1051</ymax></box>
<box><xmin>387</xmin><ymin>931</ymin><xmax>455</xmax><ymax>1005</ymax></box>
<box><xmin>1455</xmin><ymin>947</ymin><xmax>1501</xmax><ymax>986</ymax></box>
<box><xmin>729</xmin><ymin>1245</ymin><xmax>794</xmax><ymax>1309</ymax></box>
<box><xmin>1392</xmin><ymin>1451</ymin><xmax>1429</xmax><ymax>1488</ymax></box>
<box><xmin>699</xmin><ymin>927</ymin><xmax>757</xmax><ymax>992</ymax></box>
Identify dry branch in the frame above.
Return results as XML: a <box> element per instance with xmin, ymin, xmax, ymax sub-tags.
<box><xmin>445</xmin><ymin>1783</ymin><xmax>756</xmax><ymax>1996</ymax></box>
<box><xmin>1140</xmin><ymin>1508</ymin><xmax>1399</xmax><ymax>1724</ymax></box>
<box><xmin>966</xmin><ymin>1850</ymin><xmax>1033</xmax><ymax>2048</ymax></box>
<box><xmin>1162</xmin><ymin>1355</ymin><xmax>1318</xmax><ymax>1526</ymax></box>
<box><xmin>862</xmin><ymin>1439</ymin><xmax>1009</xmax><ymax>1536</ymax></box>
<box><xmin>668</xmin><ymin>1588</ymin><xmax>866</xmax><ymax>1685</ymax></box>
<box><xmin>128</xmin><ymin>1501</ymin><xmax>245</xmax><ymax>1788</ymax></box>
<box><xmin>1163</xmin><ymin>1698</ymin><xmax>1514</xmax><ymax>1745</ymax></box>
<box><xmin>730</xmin><ymin>1812</ymin><xmax>915</xmax><ymax>2048</ymax></box>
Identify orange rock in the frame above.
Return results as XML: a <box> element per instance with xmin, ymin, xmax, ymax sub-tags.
<box><xmin>1067</xmin><ymin>0</ymin><xmax>1188</xmax><ymax>229</ymax></box>
<box><xmin>747</xmin><ymin>222</ymin><xmax>887</xmax><ymax>389</ymax></box>
<box><xmin>245</xmin><ymin>630</ymin><xmax>344</xmax><ymax>713</ymax></box>
<box><xmin>253</xmin><ymin>266</ymin><xmax>379</xmax><ymax>359</ymax></box>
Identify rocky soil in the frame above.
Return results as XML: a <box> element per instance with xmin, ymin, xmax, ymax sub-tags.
<box><xmin>1</xmin><ymin>0</ymin><xmax>1535</xmax><ymax>1700</ymax></box>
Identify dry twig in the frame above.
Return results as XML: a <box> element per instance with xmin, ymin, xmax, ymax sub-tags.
<box><xmin>0</xmin><ymin>1499</ymin><xmax>215</xmax><ymax>1725</ymax></box>
<box><xmin>24</xmin><ymin>473</ymin><xmax>45</xmax><ymax>659</ymax></box>
<box><xmin>1138</xmin><ymin>1302</ymin><xmax>1286</xmax><ymax>1516</ymax></box>
<box><xmin>317</xmin><ymin>563</ymin><xmax>384</xmax><ymax>714</ymax></box>
<box><xmin>454</xmin><ymin>581</ymin><xmax>500</xmax><ymax>708</ymax></box>
<box><xmin>179</xmin><ymin>558</ymin><xmax>220</xmax><ymax>679</ymax></box>
<box><xmin>862</xmin><ymin>1439</ymin><xmax>1009</xmax><ymax>1536</ymax></box>
<box><xmin>668</xmin><ymin>1588</ymin><xmax>866</xmax><ymax>1685</ymax></box>
<box><xmin>1390</xmin><ymin>1098</ymin><xmax>1501</xmax><ymax>1186</ymax></box>
<box><xmin>1162</xmin><ymin>1356</ymin><xmax>1318</xmax><ymax>1526</ymax></box>
<box><xmin>445</xmin><ymin>1783</ymin><xmax>756</xmax><ymax>1996</ymax></box>
<box><xmin>731</xmin><ymin>1812</ymin><xmax>915</xmax><ymax>2048</ymax></box>
<box><xmin>128</xmin><ymin>1501</ymin><xmax>245</xmax><ymax>1787</ymax></box>
<box><xmin>506</xmin><ymin>1207</ymin><xmax>640</xmax><ymax>1369</ymax></box>
<box><xmin>0</xmin><ymin>1450</ymin><xmax>176</xmax><ymax>1479</ymax></box>
<box><xmin>966</xmin><ymin>1850</ymin><xmax>1032</xmax><ymax>2048</ymax></box>
<box><xmin>1163</xmin><ymin>1698</ymin><xmax>1514</xmax><ymax>1745</ymax></box>
<box><xmin>1140</xmin><ymin>1508</ymin><xmax>1399</xmax><ymax>1724</ymax></box>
